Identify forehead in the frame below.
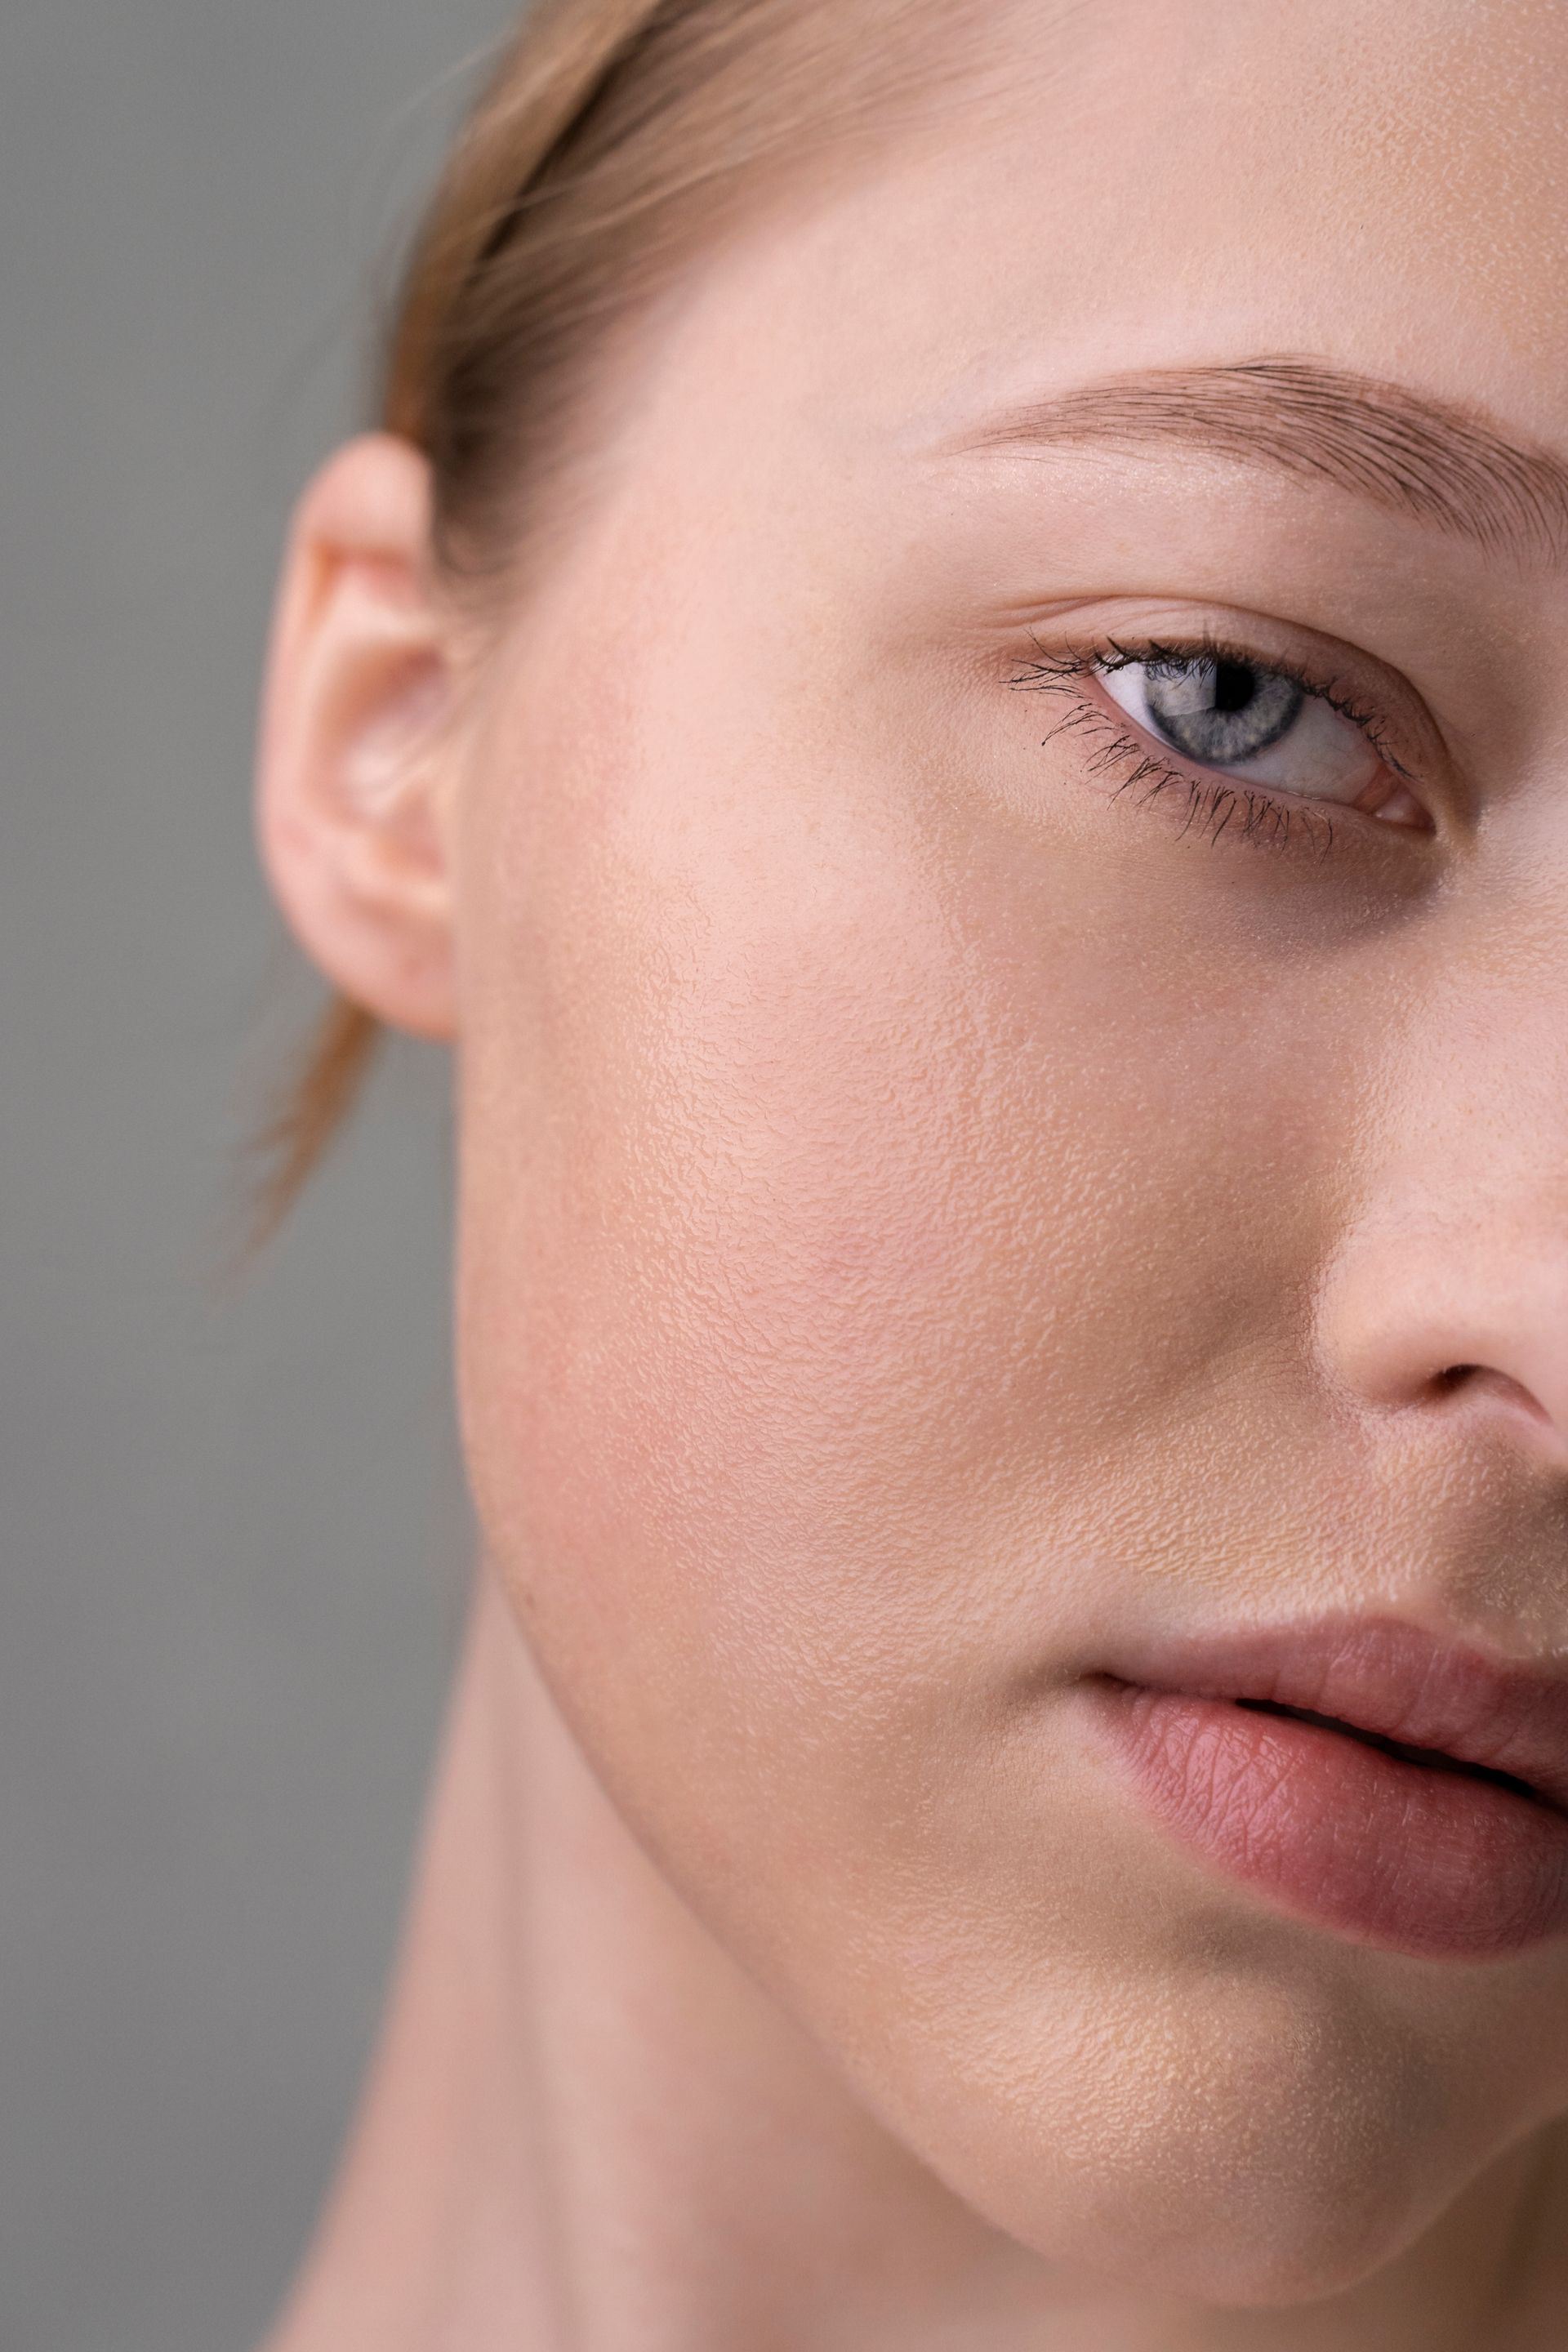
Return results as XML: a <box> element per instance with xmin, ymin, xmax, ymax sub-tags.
<box><xmin>617</xmin><ymin>0</ymin><xmax>1568</xmax><ymax>472</ymax></box>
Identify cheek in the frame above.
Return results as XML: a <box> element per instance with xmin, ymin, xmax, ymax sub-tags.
<box><xmin>452</xmin><ymin>653</ymin><xmax>1327</xmax><ymax>1846</ymax></box>
<box><xmin>449</xmin><ymin>669</ymin><xmax>1565</xmax><ymax>2287</ymax></box>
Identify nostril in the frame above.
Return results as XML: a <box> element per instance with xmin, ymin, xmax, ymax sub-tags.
<box><xmin>1431</xmin><ymin>1361</ymin><xmax>1554</xmax><ymax>1430</ymax></box>
<box><xmin>1316</xmin><ymin>1230</ymin><xmax>1568</xmax><ymax>1459</ymax></box>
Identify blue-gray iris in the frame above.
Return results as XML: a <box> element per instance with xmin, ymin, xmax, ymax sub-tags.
<box><xmin>1143</xmin><ymin>657</ymin><xmax>1303</xmax><ymax>765</ymax></box>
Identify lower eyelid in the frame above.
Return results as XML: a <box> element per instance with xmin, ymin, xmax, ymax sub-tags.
<box><xmin>1067</xmin><ymin>679</ymin><xmax>1339</xmax><ymax>854</ymax></box>
<box><xmin>1003</xmin><ymin>642</ymin><xmax>1435</xmax><ymax>858</ymax></box>
<box><xmin>1004</xmin><ymin>620</ymin><xmax>1449</xmax><ymax>863</ymax></box>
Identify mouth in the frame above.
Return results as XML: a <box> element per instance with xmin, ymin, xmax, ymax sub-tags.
<box><xmin>1085</xmin><ymin>1618</ymin><xmax>1568</xmax><ymax>1962</ymax></box>
<box><xmin>1232</xmin><ymin>1697</ymin><xmax>1552</xmax><ymax>1806</ymax></box>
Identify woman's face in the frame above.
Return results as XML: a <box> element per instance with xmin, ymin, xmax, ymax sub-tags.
<box><xmin>436</xmin><ymin>0</ymin><xmax>1568</xmax><ymax>2302</ymax></box>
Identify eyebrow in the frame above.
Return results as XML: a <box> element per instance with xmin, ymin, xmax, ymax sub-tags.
<box><xmin>939</xmin><ymin>357</ymin><xmax>1568</xmax><ymax>564</ymax></box>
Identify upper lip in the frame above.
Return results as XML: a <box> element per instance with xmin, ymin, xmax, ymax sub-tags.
<box><xmin>1099</xmin><ymin>1617</ymin><xmax>1568</xmax><ymax>1813</ymax></box>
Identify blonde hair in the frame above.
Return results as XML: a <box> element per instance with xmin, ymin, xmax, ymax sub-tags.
<box><xmin>260</xmin><ymin>0</ymin><xmax>981</xmax><ymax>1229</ymax></box>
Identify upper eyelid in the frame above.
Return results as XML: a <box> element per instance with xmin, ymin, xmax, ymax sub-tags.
<box><xmin>1040</xmin><ymin>630</ymin><xmax>1365</xmax><ymax>717</ymax></box>
<box><xmin>1102</xmin><ymin>634</ymin><xmax>1362</xmax><ymax>712</ymax></box>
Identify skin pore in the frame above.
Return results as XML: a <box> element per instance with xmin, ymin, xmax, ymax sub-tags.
<box><xmin>259</xmin><ymin>1</ymin><xmax>1568</xmax><ymax>2345</ymax></box>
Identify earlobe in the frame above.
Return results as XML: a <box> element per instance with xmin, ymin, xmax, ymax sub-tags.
<box><xmin>256</xmin><ymin>432</ymin><xmax>460</xmax><ymax>1039</ymax></box>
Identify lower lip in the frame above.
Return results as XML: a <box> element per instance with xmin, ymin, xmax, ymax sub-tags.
<box><xmin>1091</xmin><ymin>1681</ymin><xmax>1568</xmax><ymax>1960</ymax></box>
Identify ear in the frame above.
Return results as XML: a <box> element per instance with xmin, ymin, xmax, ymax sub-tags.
<box><xmin>256</xmin><ymin>433</ymin><xmax>460</xmax><ymax>1038</ymax></box>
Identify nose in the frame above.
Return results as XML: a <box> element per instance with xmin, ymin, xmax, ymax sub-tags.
<box><xmin>1313</xmin><ymin>984</ymin><xmax>1568</xmax><ymax>1472</ymax></box>
<box><xmin>1316</xmin><ymin>1207</ymin><xmax>1568</xmax><ymax>1463</ymax></box>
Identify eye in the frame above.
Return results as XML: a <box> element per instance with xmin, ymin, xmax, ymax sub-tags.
<box><xmin>1098</xmin><ymin>652</ymin><xmax>1415</xmax><ymax>818</ymax></box>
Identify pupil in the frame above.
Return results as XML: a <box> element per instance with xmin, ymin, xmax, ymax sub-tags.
<box><xmin>1213</xmin><ymin>660</ymin><xmax>1255</xmax><ymax>714</ymax></box>
<box><xmin>1135</xmin><ymin>655</ymin><xmax>1303</xmax><ymax>767</ymax></box>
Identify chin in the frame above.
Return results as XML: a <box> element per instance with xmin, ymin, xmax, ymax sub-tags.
<box><xmin>869</xmin><ymin>1940</ymin><xmax>1497</xmax><ymax>2310</ymax></box>
<box><xmin>1060</xmin><ymin>2158</ymin><xmax>1436</xmax><ymax>2312</ymax></box>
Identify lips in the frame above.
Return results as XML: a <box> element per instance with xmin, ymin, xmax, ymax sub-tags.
<box><xmin>1086</xmin><ymin>1618</ymin><xmax>1568</xmax><ymax>1961</ymax></box>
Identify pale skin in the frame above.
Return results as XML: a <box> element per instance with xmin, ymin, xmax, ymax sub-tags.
<box><xmin>257</xmin><ymin>1</ymin><xmax>1568</xmax><ymax>2345</ymax></box>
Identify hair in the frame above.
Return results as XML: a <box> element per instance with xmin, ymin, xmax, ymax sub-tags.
<box><xmin>256</xmin><ymin>0</ymin><xmax>991</xmax><ymax>1234</ymax></box>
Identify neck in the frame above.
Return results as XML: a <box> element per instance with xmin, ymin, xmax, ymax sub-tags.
<box><xmin>267</xmin><ymin>1568</ymin><xmax>1568</xmax><ymax>2352</ymax></box>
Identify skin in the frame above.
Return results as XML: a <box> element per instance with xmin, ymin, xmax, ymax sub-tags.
<box><xmin>257</xmin><ymin>0</ymin><xmax>1568</xmax><ymax>2344</ymax></box>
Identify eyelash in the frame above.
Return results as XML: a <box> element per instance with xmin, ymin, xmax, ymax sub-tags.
<box><xmin>1004</xmin><ymin>630</ymin><xmax>1409</xmax><ymax>860</ymax></box>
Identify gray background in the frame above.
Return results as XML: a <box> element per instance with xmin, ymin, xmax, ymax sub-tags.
<box><xmin>0</xmin><ymin>5</ymin><xmax>519</xmax><ymax>2345</ymax></box>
